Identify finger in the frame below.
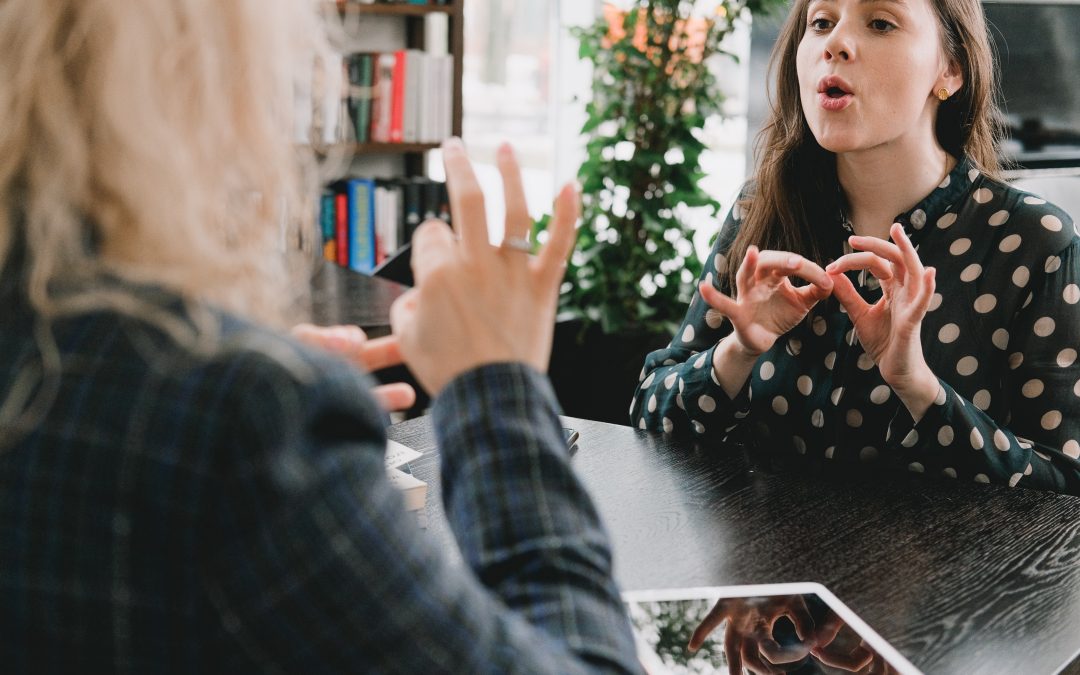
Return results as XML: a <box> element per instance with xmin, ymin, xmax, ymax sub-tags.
<box><xmin>793</xmin><ymin>282</ymin><xmax>832</xmax><ymax>306</ymax></box>
<box><xmin>724</xmin><ymin>629</ymin><xmax>743</xmax><ymax>675</ymax></box>
<box><xmin>291</xmin><ymin>323</ymin><xmax>366</xmax><ymax>353</ymax></box>
<box><xmin>689</xmin><ymin>601</ymin><xmax>729</xmax><ymax>652</ymax></box>
<box><xmin>847</xmin><ymin>235</ymin><xmax>904</xmax><ymax>270</ymax></box>
<box><xmin>912</xmin><ymin>267</ymin><xmax>937</xmax><ymax>317</ymax></box>
<box><xmin>536</xmin><ymin>182</ymin><xmax>581</xmax><ymax>289</ymax></box>
<box><xmin>441</xmin><ymin>137</ymin><xmax>489</xmax><ymax>259</ymax></box>
<box><xmin>811</xmin><ymin>643</ymin><xmax>874</xmax><ymax>671</ymax></box>
<box><xmin>699</xmin><ymin>282</ymin><xmax>739</xmax><ymax>319</ymax></box>
<box><xmin>759</xmin><ymin>637</ymin><xmax>811</xmax><ymax>665</ymax></box>
<box><xmin>355</xmin><ymin>335</ymin><xmax>405</xmax><ymax>372</ymax></box>
<box><xmin>735</xmin><ymin>245</ymin><xmax>759</xmax><ymax>296</ymax></box>
<box><xmin>371</xmin><ymin>382</ymin><xmax>417</xmax><ymax>412</ymax></box>
<box><xmin>410</xmin><ymin>219</ymin><xmax>457</xmax><ymax>286</ymax></box>
<box><xmin>754</xmin><ymin>252</ymin><xmax>833</xmax><ymax>292</ymax></box>
<box><xmin>826</xmin><ymin>252</ymin><xmax>894</xmax><ymax>282</ymax></box>
<box><xmin>809</xmin><ymin>610</ymin><xmax>845</xmax><ymax>648</ymax></box>
<box><xmin>388</xmin><ymin>289</ymin><xmax>419</xmax><ymax>348</ymax></box>
<box><xmin>496</xmin><ymin>143</ymin><xmax>531</xmax><ymax>242</ymax></box>
<box><xmin>891</xmin><ymin>223</ymin><xmax>924</xmax><ymax>279</ymax></box>
<box><xmin>742</xmin><ymin>642</ymin><xmax>783</xmax><ymax>674</ymax></box>
<box><xmin>828</xmin><ymin>270</ymin><xmax>872</xmax><ymax>323</ymax></box>
<box><xmin>787</xmin><ymin>601</ymin><xmax>815</xmax><ymax>642</ymax></box>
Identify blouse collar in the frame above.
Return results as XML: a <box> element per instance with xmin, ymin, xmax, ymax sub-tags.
<box><xmin>891</xmin><ymin>155</ymin><xmax>976</xmax><ymax>240</ymax></box>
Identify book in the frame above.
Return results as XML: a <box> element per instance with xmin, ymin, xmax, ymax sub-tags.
<box><xmin>347</xmin><ymin>54</ymin><xmax>375</xmax><ymax>143</ymax></box>
<box><xmin>347</xmin><ymin>178</ymin><xmax>377</xmax><ymax>273</ymax></box>
<box><xmin>335</xmin><ymin>193</ymin><xmax>349</xmax><ymax>267</ymax></box>
<box><xmin>390</xmin><ymin>50</ymin><xmax>407</xmax><ymax>143</ymax></box>
<box><xmin>320</xmin><ymin>192</ymin><xmax>337</xmax><ymax>262</ymax></box>
<box><xmin>385</xmin><ymin>439</ymin><xmax>427</xmax><ymax>512</ymax></box>
<box><xmin>370</xmin><ymin>54</ymin><xmax>395</xmax><ymax>143</ymax></box>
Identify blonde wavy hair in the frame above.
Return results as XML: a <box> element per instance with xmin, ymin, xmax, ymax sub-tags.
<box><xmin>0</xmin><ymin>0</ymin><xmax>328</xmax><ymax>327</ymax></box>
<box><xmin>0</xmin><ymin>0</ymin><xmax>339</xmax><ymax>446</ymax></box>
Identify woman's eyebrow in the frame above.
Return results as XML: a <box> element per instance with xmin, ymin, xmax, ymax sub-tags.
<box><xmin>808</xmin><ymin>0</ymin><xmax>909</xmax><ymax>8</ymax></box>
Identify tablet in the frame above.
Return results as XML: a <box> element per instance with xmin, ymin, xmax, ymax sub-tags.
<box><xmin>622</xmin><ymin>583</ymin><xmax>921</xmax><ymax>675</ymax></box>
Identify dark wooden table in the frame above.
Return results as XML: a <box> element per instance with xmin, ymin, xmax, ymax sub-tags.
<box><xmin>309</xmin><ymin>260</ymin><xmax>408</xmax><ymax>338</ymax></box>
<box><xmin>388</xmin><ymin>416</ymin><xmax>1080</xmax><ymax>674</ymax></box>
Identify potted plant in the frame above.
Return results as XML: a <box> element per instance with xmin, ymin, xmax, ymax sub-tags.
<box><xmin>538</xmin><ymin>0</ymin><xmax>777</xmax><ymax>424</ymax></box>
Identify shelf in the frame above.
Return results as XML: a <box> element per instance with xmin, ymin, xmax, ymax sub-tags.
<box><xmin>336</xmin><ymin>3</ymin><xmax>454</xmax><ymax>17</ymax></box>
<box><xmin>315</xmin><ymin>142</ymin><xmax>442</xmax><ymax>155</ymax></box>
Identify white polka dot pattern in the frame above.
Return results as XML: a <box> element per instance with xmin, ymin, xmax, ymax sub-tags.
<box><xmin>629</xmin><ymin>164</ymin><xmax>1080</xmax><ymax>493</ymax></box>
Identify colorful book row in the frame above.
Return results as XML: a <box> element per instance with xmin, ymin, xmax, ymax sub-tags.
<box><xmin>320</xmin><ymin>177</ymin><xmax>451</xmax><ymax>272</ymax></box>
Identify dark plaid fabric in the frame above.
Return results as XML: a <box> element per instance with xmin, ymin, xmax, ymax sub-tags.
<box><xmin>0</xmin><ymin>276</ymin><xmax>638</xmax><ymax>673</ymax></box>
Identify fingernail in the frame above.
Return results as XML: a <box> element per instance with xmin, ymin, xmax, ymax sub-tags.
<box><xmin>497</xmin><ymin>142</ymin><xmax>512</xmax><ymax>157</ymax></box>
<box><xmin>443</xmin><ymin>137</ymin><xmax>463</xmax><ymax>152</ymax></box>
<box><xmin>788</xmin><ymin>255</ymin><xmax>801</xmax><ymax>268</ymax></box>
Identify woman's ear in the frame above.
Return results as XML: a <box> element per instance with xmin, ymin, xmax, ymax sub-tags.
<box><xmin>936</xmin><ymin>59</ymin><xmax>964</xmax><ymax>99</ymax></box>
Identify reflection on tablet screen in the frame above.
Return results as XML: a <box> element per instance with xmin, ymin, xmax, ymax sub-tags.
<box><xmin>622</xmin><ymin>583</ymin><xmax>921</xmax><ymax>675</ymax></box>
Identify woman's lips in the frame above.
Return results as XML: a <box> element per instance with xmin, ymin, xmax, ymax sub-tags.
<box><xmin>818</xmin><ymin>92</ymin><xmax>853</xmax><ymax>111</ymax></box>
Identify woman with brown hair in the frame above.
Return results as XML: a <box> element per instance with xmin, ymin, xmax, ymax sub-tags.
<box><xmin>631</xmin><ymin>0</ymin><xmax>1080</xmax><ymax>492</ymax></box>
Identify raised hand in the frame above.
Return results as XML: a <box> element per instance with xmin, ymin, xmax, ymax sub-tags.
<box><xmin>291</xmin><ymin>323</ymin><xmax>417</xmax><ymax>412</ymax></box>
<box><xmin>389</xmin><ymin>139</ymin><xmax>579</xmax><ymax>396</ymax></box>
<box><xmin>825</xmin><ymin>223</ymin><xmax>940</xmax><ymax>419</ymax></box>
<box><xmin>700</xmin><ymin>246</ymin><xmax>834</xmax><ymax>357</ymax></box>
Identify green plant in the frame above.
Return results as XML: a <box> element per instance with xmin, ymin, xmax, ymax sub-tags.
<box><xmin>536</xmin><ymin>0</ymin><xmax>779</xmax><ymax>339</ymax></box>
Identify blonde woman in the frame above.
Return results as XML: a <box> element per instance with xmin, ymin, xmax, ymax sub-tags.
<box><xmin>632</xmin><ymin>0</ymin><xmax>1079</xmax><ymax>492</ymax></box>
<box><xmin>0</xmin><ymin>1</ymin><xmax>638</xmax><ymax>671</ymax></box>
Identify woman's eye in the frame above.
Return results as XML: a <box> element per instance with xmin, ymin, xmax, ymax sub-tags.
<box><xmin>809</xmin><ymin>17</ymin><xmax>833</xmax><ymax>30</ymax></box>
<box><xmin>869</xmin><ymin>18</ymin><xmax>896</xmax><ymax>32</ymax></box>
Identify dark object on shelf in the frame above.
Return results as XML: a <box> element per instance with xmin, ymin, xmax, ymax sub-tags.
<box><xmin>372</xmin><ymin>242</ymin><xmax>413</xmax><ymax>287</ymax></box>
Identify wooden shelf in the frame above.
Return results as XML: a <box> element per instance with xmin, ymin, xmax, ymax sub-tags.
<box><xmin>336</xmin><ymin>3</ymin><xmax>455</xmax><ymax>17</ymax></box>
<box><xmin>314</xmin><ymin>142</ymin><xmax>442</xmax><ymax>155</ymax></box>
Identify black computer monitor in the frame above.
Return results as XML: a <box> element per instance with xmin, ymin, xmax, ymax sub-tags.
<box><xmin>984</xmin><ymin>0</ymin><xmax>1080</xmax><ymax>167</ymax></box>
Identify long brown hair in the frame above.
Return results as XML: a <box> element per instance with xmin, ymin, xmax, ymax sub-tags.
<box><xmin>725</xmin><ymin>0</ymin><xmax>1004</xmax><ymax>288</ymax></box>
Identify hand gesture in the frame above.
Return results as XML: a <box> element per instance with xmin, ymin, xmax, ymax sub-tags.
<box><xmin>826</xmin><ymin>223</ymin><xmax>939</xmax><ymax>414</ymax></box>
<box><xmin>688</xmin><ymin>596</ymin><xmax>815</xmax><ymax>674</ymax></box>
<box><xmin>700</xmin><ymin>246</ymin><xmax>833</xmax><ymax>357</ymax></box>
<box><xmin>389</xmin><ymin>139</ymin><xmax>579</xmax><ymax>396</ymax></box>
<box><xmin>291</xmin><ymin>323</ymin><xmax>416</xmax><ymax>412</ymax></box>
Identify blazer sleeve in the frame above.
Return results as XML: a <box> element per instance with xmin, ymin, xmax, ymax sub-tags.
<box><xmin>200</xmin><ymin>347</ymin><xmax>640</xmax><ymax>674</ymax></box>
<box><xmin>885</xmin><ymin>235</ymin><xmax>1080</xmax><ymax>494</ymax></box>
<box><xmin>629</xmin><ymin>194</ymin><xmax>752</xmax><ymax>441</ymax></box>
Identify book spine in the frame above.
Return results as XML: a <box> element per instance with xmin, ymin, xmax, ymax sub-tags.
<box><xmin>335</xmin><ymin>192</ymin><xmax>349</xmax><ymax>267</ymax></box>
<box><xmin>390</xmin><ymin>50</ymin><xmax>407</xmax><ymax>143</ymax></box>
<box><xmin>348</xmin><ymin>179</ymin><xmax>377</xmax><ymax>273</ymax></box>
<box><xmin>320</xmin><ymin>193</ymin><xmax>336</xmax><ymax>262</ymax></box>
<box><xmin>370</xmin><ymin>54</ymin><xmax>394</xmax><ymax>143</ymax></box>
<box><xmin>359</xmin><ymin>54</ymin><xmax>373</xmax><ymax>143</ymax></box>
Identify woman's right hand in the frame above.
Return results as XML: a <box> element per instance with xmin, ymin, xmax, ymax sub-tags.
<box><xmin>389</xmin><ymin>138</ymin><xmax>579</xmax><ymax>397</ymax></box>
<box><xmin>700</xmin><ymin>246</ymin><xmax>833</xmax><ymax>358</ymax></box>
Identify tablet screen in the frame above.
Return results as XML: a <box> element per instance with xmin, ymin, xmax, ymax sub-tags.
<box><xmin>622</xmin><ymin>583</ymin><xmax>920</xmax><ymax>675</ymax></box>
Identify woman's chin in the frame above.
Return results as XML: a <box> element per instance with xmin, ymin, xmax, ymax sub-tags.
<box><xmin>811</xmin><ymin>133</ymin><xmax>864</xmax><ymax>155</ymax></box>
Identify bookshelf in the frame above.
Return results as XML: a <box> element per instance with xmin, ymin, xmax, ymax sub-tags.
<box><xmin>315</xmin><ymin>1</ymin><xmax>465</xmax><ymax>274</ymax></box>
<box><xmin>331</xmin><ymin>1</ymin><xmax>463</xmax><ymax>171</ymax></box>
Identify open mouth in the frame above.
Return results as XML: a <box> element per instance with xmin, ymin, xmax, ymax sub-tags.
<box><xmin>825</xmin><ymin>86</ymin><xmax>849</xmax><ymax>99</ymax></box>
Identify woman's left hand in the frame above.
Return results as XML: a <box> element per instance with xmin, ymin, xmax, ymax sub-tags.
<box><xmin>826</xmin><ymin>223</ymin><xmax>940</xmax><ymax>420</ymax></box>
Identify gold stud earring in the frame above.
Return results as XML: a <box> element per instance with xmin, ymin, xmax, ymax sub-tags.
<box><xmin>936</xmin><ymin>87</ymin><xmax>950</xmax><ymax>101</ymax></box>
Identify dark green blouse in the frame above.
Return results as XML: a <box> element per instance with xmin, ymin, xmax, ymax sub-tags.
<box><xmin>631</xmin><ymin>157</ymin><xmax>1080</xmax><ymax>493</ymax></box>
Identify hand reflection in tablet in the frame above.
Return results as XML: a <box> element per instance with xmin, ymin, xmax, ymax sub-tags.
<box><xmin>687</xmin><ymin>595</ymin><xmax>815</xmax><ymax>674</ymax></box>
<box><xmin>687</xmin><ymin>595</ymin><xmax>900</xmax><ymax>674</ymax></box>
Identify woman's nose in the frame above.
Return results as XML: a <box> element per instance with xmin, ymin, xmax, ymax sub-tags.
<box><xmin>823</xmin><ymin>25</ymin><xmax>854</xmax><ymax>61</ymax></box>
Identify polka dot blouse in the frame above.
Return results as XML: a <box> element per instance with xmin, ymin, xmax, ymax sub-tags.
<box><xmin>630</xmin><ymin>157</ymin><xmax>1080</xmax><ymax>493</ymax></box>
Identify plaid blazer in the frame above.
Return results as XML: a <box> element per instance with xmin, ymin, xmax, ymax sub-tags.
<box><xmin>0</xmin><ymin>271</ymin><xmax>638</xmax><ymax>673</ymax></box>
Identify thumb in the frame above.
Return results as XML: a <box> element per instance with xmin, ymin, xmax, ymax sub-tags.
<box><xmin>828</xmin><ymin>271</ymin><xmax>870</xmax><ymax>322</ymax></box>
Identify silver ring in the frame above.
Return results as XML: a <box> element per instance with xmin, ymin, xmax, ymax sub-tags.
<box><xmin>499</xmin><ymin>236</ymin><xmax>532</xmax><ymax>254</ymax></box>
